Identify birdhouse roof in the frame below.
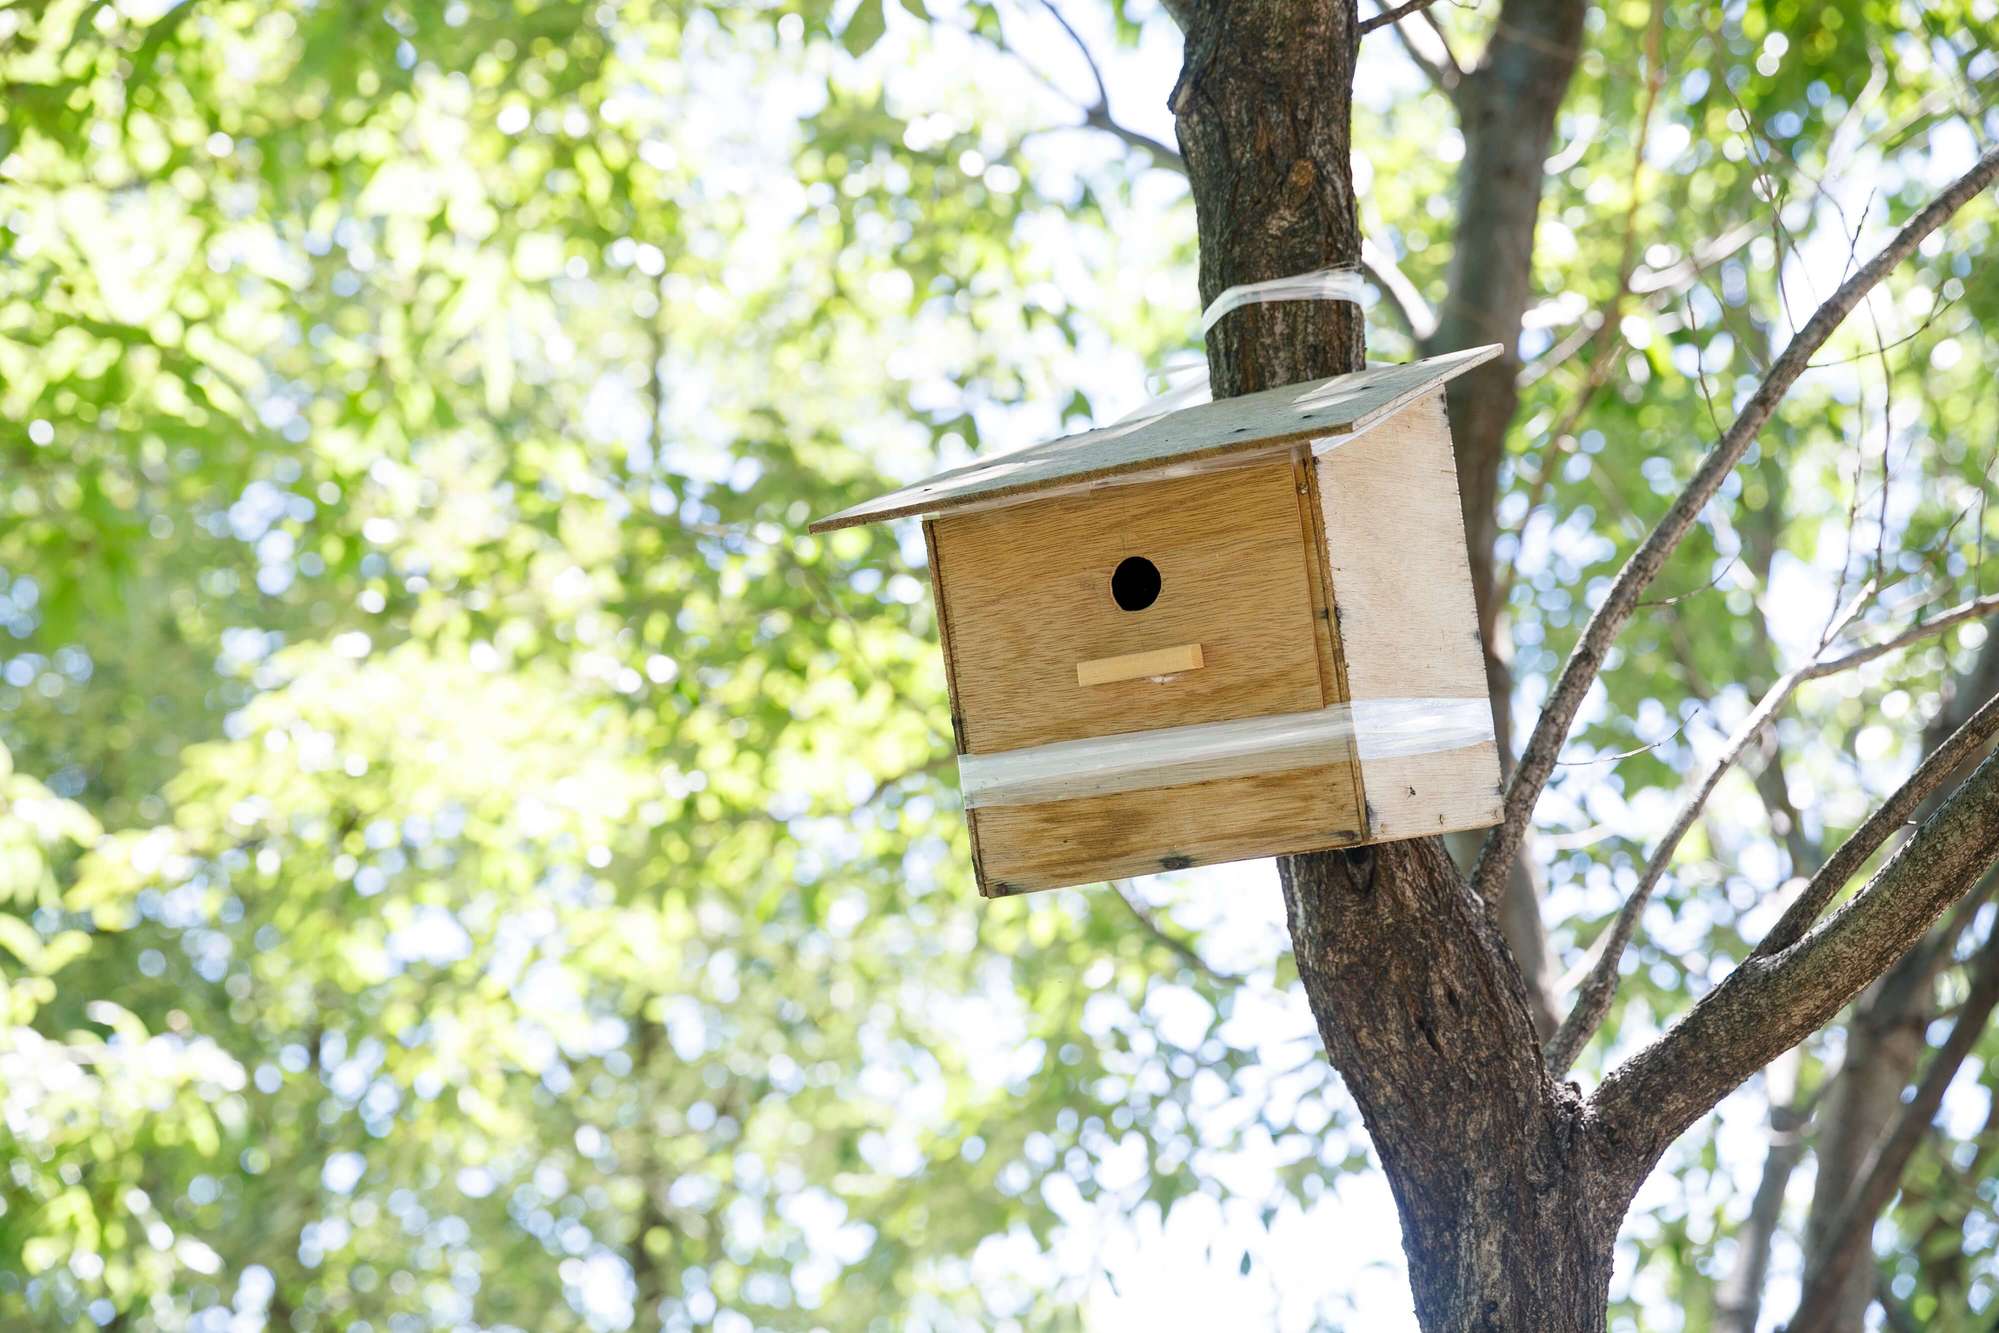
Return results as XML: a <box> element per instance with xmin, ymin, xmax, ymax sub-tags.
<box><xmin>809</xmin><ymin>344</ymin><xmax>1503</xmax><ymax>533</ymax></box>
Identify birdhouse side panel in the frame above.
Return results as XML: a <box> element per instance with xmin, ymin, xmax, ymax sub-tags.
<box><xmin>1315</xmin><ymin>389</ymin><xmax>1503</xmax><ymax>841</ymax></box>
<box><xmin>970</xmin><ymin>763</ymin><xmax>1365</xmax><ymax>895</ymax></box>
<box><xmin>926</xmin><ymin>460</ymin><xmax>1349</xmax><ymax>755</ymax></box>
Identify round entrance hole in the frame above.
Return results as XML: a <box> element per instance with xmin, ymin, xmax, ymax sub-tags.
<box><xmin>1111</xmin><ymin>556</ymin><xmax>1162</xmax><ymax>612</ymax></box>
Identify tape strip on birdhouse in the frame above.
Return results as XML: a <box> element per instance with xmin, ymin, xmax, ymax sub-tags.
<box><xmin>956</xmin><ymin>697</ymin><xmax>1496</xmax><ymax>810</ymax></box>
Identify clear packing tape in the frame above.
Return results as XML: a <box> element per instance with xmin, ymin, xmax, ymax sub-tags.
<box><xmin>1115</xmin><ymin>266</ymin><xmax>1370</xmax><ymax>426</ymax></box>
<box><xmin>959</xmin><ymin>698</ymin><xmax>1495</xmax><ymax>809</ymax></box>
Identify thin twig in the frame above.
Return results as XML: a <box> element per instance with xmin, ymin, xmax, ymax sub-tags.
<box><xmin>1077</xmin><ymin>107</ymin><xmax>1184</xmax><ymax>167</ymax></box>
<box><xmin>1360</xmin><ymin>239</ymin><xmax>1438</xmax><ymax>342</ymax></box>
<box><xmin>1360</xmin><ymin>0</ymin><xmax>1445</xmax><ymax>34</ymax></box>
<box><xmin>1493</xmin><ymin>0</ymin><xmax>1664</xmax><ymax>612</ymax></box>
<box><xmin>1384</xmin><ymin>7</ymin><xmax>1460</xmax><ymax>93</ymax></box>
<box><xmin>1804</xmin><ymin>590</ymin><xmax>1999</xmax><ymax>680</ymax></box>
<box><xmin>1471</xmin><ymin>145</ymin><xmax>1999</xmax><ymax>909</ymax></box>
<box><xmin>949</xmin><ymin>12</ymin><xmax>1183</xmax><ymax>170</ymax></box>
<box><xmin>1111</xmin><ymin>881</ymin><xmax>1242</xmax><ymax>984</ymax></box>
<box><xmin>1552</xmin><ymin>707</ymin><xmax>1700</xmax><ymax>766</ymax></box>
<box><xmin>1869</xmin><ymin>289</ymin><xmax>1895</xmax><ymax>582</ymax></box>
<box><xmin>1036</xmin><ymin>0</ymin><xmax>1109</xmax><ymax>109</ymax></box>
<box><xmin>1638</xmin><ymin>555</ymin><xmax>1739</xmax><ymax>608</ymax></box>
<box><xmin>1416</xmin><ymin>2</ymin><xmax>1466</xmax><ymax>78</ymax></box>
<box><xmin>1803</xmin><ymin>294</ymin><xmax>1958</xmax><ymax>367</ymax></box>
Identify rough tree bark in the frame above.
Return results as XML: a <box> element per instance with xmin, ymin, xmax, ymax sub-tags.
<box><xmin>1168</xmin><ymin>1</ymin><xmax>1999</xmax><ymax>1326</ymax></box>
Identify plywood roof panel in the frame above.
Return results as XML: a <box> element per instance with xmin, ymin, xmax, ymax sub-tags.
<box><xmin>809</xmin><ymin>344</ymin><xmax>1502</xmax><ymax>532</ymax></box>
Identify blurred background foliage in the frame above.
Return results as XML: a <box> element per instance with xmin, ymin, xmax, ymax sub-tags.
<box><xmin>0</xmin><ymin>0</ymin><xmax>1997</xmax><ymax>1328</ymax></box>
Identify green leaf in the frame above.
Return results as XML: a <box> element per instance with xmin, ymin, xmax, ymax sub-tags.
<box><xmin>841</xmin><ymin>0</ymin><xmax>886</xmax><ymax>54</ymax></box>
<box><xmin>0</xmin><ymin>914</ymin><xmax>43</xmax><ymax>971</ymax></box>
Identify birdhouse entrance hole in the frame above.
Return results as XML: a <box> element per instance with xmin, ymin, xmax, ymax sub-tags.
<box><xmin>1111</xmin><ymin>556</ymin><xmax>1161</xmax><ymax>611</ymax></box>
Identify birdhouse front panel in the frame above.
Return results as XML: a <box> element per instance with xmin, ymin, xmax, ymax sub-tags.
<box><xmin>810</xmin><ymin>346</ymin><xmax>1508</xmax><ymax>898</ymax></box>
<box><xmin>923</xmin><ymin>458</ymin><xmax>1344</xmax><ymax>753</ymax></box>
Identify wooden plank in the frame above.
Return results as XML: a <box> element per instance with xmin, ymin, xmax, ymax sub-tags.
<box><xmin>971</xmin><ymin>764</ymin><xmax>1365</xmax><ymax>895</ymax></box>
<box><xmin>1359</xmin><ymin>742</ymin><xmax>1505</xmax><ymax>842</ymax></box>
<box><xmin>1076</xmin><ymin>642</ymin><xmax>1204</xmax><ymax>686</ymax></box>
<box><xmin>922</xmin><ymin>518</ymin><xmax>972</xmax><ymax>754</ymax></box>
<box><xmin>929</xmin><ymin>460</ymin><xmax>1330</xmax><ymax>754</ymax></box>
<box><xmin>810</xmin><ymin>346</ymin><xmax>1503</xmax><ymax>532</ymax></box>
<box><xmin>1296</xmin><ymin>453</ymin><xmax>1369</xmax><ymax>834</ymax></box>
<box><xmin>1316</xmin><ymin>389</ymin><xmax>1501</xmax><ymax>839</ymax></box>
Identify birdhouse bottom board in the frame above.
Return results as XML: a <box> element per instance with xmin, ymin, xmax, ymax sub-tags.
<box><xmin>929</xmin><ymin>390</ymin><xmax>1502</xmax><ymax>896</ymax></box>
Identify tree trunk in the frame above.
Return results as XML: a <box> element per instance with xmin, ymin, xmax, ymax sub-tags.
<box><xmin>1171</xmin><ymin>1</ymin><xmax>1619</xmax><ymax>1325</ymax></box>
<box><xmin>1280</xmin><ymin>842</ymin><xmax>1626</xmax><ymax>1329</ymax></box>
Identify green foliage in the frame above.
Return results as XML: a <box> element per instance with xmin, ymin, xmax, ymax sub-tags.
<box><xmin>2</xmin><ymin>0</ymin><xmax>1997</xmax><ymax>1326</ymax></box>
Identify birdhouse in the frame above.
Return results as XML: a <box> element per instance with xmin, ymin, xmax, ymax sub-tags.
<box><xmin>812</xmin><ymin>346</ymin><xmax>1507</xmax><ymax>896</ymax></box>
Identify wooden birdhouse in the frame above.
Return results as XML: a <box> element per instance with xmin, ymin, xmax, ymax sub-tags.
<box><xmin>811</xmin><ymin>346</ymin><xmax>1507</xmax><ymax>896</ymax></box>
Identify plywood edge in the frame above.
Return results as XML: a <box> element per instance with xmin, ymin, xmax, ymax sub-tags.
<box><xmin>1297</xmin><ymin>452</ymin><xmax>1369</xmax><ymax>836</ymax></box>
<box><xmin>926</xmin><ymin>518</ymin><xmax>999</xmax><ymax>897</ymax></box>
<box><xmin>922</xmin><ymin>519</ymin><xmax>969</xmax><ymax>755</ymax></box>
<box><xmin>1354</xmin><ymin>740</ymin><xmax>1504</xmax><ymax>844</ymax></box>
<box><xmin>808</xmin><ymin>345</ymin><xmax>1504</xmax><ymax>533</ymax></box>
<box><xmin>1316</xmin><ymin>389</ymin><xmax>1490</xmax><ymax>709</ymax></box>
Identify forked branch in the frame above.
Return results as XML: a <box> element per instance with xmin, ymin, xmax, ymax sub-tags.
<box><xmin>1541</xmin><ymin>592</ymin><xmax>1867</xmax><ymax>1074</ymax></box>
<box><xmin>1757</xmin><ymin>688</ymin><xmax>1999</xmax><ymax>957</ymax></box>
<box><xmin>1545</xmin><ymin>590</ymin><xmax>1999</xmax><ymax>1073</ymax></box>
<box><xmin>1471</xmin><ymin>145</ymin><xmax>1999</xmax><ymax>909</ymax></box>
<box><xmin>1589</xmin><ymin>731</ymin><xmax>1999</xmax><ymax>1177</ymax></box>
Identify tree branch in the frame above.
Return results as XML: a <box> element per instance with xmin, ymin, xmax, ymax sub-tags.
<box><xmin>1589</xmin><ymin>730</ymin><xmax>1999</xmax><ymax>1182</ymax></box>
<box><xmin>1360</xmin><ymin>238</ymin><xmax>1438</xmax><ymax>341</ymax></box>
<box><xmin>1542</xmin><ymin>586</ymin><xmax>1871</xmax><ymax>1076</ymax></box>
<box><xmin>1874</xmin><ymin>1279</ymin><xmax>1924</xmax><ymax>1333</ymax></box>
<box><xmin>1079</xmin><ymin>105</ymin><xmax>1185</xmax><ymax>169</ymax></box>
<box><xmin>1471</xmin><ymin>145</ymin><xmax>1999</xmax><ymax>909</ymax></box>
<box><xmin>956</xmin><ymin>6</ymin><xmax>1186</xmax><ymax>171</ymax></box>
<box><xmin>1385</xmin><ymin>13</ymin><xmax>1460</xmax><ymax>94</ymax></box>
<box><xmin>1037</xmin><ymin>0</ymin><xmax>1110</xmax><ymax>109</ymax></box>
<box><xmin>1785</xmin><ymin>922</ymin><xmax>1999</xmax><ymax>1333</ymax></box>
<box><xmin>1803</xmin><ymin>589</ymin><xmax>1999</xmax><ymax>681</ymax></box>
<box><xmin>1756</xmin><ymin>689</ymin><xmax>1999</xmax><ymax>958</ymax></box>
<box><xmin>1712</xmin><ymin>1051</ymin><xmax>1812</xmax><ymax>1333</ymax></box>
<box><xmin>1110</xmin><ymin>880</ymin><xmax>1242</xmax><ymax>984</ymax></box>
<box><xmin>1360</xmin><ymin>0</ymin><xmax>1446</xmax><ymax>34</ymax></box>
